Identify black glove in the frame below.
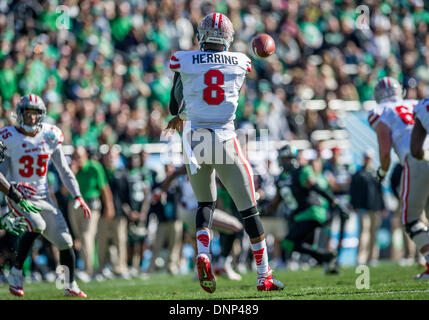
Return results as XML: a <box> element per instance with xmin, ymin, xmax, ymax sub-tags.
<box><xmin>376</xmin><ymin>167</ymin><xmax>387</xmax><ymax>183</ymax></box>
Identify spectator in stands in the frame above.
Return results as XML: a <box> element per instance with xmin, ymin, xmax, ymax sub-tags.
<box><xmin>147</xmin><ymin>163</ymin><xmax>183</xmax><ymax>275</ymax></box>
<box><xmin>97</xmin><ymin>146</ymin><xmax>130</xmax><ymax>279</ymax></box>
<box><xmin>69</xmin><ymin>146</ymin><xmax>114</xmax><ymax>279</ymax></box>
<box><xmin>350</xmin><ymin>150</ymin><xmax>385</xmax><ymax>265</ymax></box>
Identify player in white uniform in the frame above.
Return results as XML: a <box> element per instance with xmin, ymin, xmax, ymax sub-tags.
<box><xmin>0</xmin><ymin>94</ymin><xmax>91</xmax><ymax>297</ymax></box>
<box><xmin>166</xmin><ymin>13</ymin><xmax>284</xmax><ymax>293</ymax></box>
<box><xmin>369</xmin><ymin>77</ymin><xmax>429</xmax><ymax>279</ymax></box>
<box><xmin>0</xmin><ymin>140</ymin><xmax>41</xmax><ymax>235</ymax></box>
<box><xmin>409</xmin><ymin>96</ymin><xmax>429</xmax><ymax>278</ymax></box>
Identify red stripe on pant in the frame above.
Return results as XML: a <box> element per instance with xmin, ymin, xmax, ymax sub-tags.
<box><xmin>233</xmin><ymin>137</ymin><xmax>257</xmax><ymax>206</ymax></box>
<box><xmin>401</xmin><ymin>157</ymin><xmax>410</xmax><ymax>225</ymax></box>
<box><xmin>7</xmin><ymin>199</ymin><xmax>34</xmax><ymax>232</ymax></box>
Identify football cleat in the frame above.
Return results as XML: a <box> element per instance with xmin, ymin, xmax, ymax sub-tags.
<box><xmin>8</xmin><ymin>267</ymin><xmax>24</xmax><ymax>297</ymax></box>
<box><xmin>257</xmin><ymin>268</ymin><xmax>285</xmax><ymax>291</ymax></box>
<box><xmin>214</xmin><ymin>265</ymin><xmax>242</xmax><ymax>281</ymax></box>
<box><xmin>414</xmin><ymin>264</ymin><xmax>429</xmax><ymax>280</ymax></box>
<box><xmin>196</xmin><ymin>253</ymin><xmax>216</xmax><ymax>293</ymax></box>
<box><xmin>64</xmin><ymin>281</ymin><xmax>87</xmax><ymax>298</ymax></box>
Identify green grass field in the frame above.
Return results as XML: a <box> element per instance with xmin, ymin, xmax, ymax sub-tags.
<box><xmin>0</xmin><ymin>262</ymin><xmax>428</xmax><ymax>300</ymax></box>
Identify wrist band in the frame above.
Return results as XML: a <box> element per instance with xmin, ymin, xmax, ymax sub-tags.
<box><xmin>8</xmin><ymin>186</ymin><xmax>23</xmax><ymax>203</ymax></box>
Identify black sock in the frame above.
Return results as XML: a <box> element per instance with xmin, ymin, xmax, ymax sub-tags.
<box><xmin>15</xmin><ymin>232</ymin><xmax>39</xmax><ymax>269</ymax></box>
<box><xmin>59</xmin><ymin>248</ymin><xmax>76</xmax><ymax>284</ymax></box>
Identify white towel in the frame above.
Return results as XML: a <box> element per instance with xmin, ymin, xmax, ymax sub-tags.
<box><xmin>182</xmin><ymin>120</ymin><xmax>201</xmax><ymax>175</ymax></box>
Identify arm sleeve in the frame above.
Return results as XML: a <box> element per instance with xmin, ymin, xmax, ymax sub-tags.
<box><xmin>169</xmin><ymin>72</ymin><xmax>182</xmax><ymax>115</ymax></box>
<box><xmin>51</xmin><ymin>146</ymin><xmax>82</xmax><ymax>198</ymax></box>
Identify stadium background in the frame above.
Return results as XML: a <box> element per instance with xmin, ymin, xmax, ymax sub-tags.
<box><xmin>0</xmin><ymin>0</ymin><xmax>427</xmax><ymax>281</ymax></box>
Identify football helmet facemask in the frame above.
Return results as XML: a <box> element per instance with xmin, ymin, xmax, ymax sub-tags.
<box><xmin>16</xmin><ymin>94</ymin><xmax>46</xmax><ymax>133</ymax></box>
<box><xmin>197</xmin><ymin>13</ymin><xmax>234</xmax><ymax>51</ymax></box>
<box><xmin>374</xmin><ymin>77</ymin><xmax>403</xmax><ymax>103</ymax></box>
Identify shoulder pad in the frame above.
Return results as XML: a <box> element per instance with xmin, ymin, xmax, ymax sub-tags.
<box><xmin>170</xmin><ymin>51</ymin><xmax>184</xmax><ymax>72</ymax></box>
<box><xmin>44</xmin><ymin>124</ymin><xmax>64</xmax><ymax>145</ymax></box>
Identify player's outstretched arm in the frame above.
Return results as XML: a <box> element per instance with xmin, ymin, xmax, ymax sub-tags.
<box><xmin>374</xmin><ymin>121</ymin><xmax>392</xmax><ymax>181</ymax></box>
<box><xmin>51</xmin><ymin>146</ymin><xmax>92</xmax><ymax>218</ymax></box>
<box><xmin>169</xmin><ymin>72</ymin><xmax>182</xmax><ymax>116</ymax></box>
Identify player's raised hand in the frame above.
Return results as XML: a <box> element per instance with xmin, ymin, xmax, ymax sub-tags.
<box><xmin>16</xmin><ymin>182</ymin><xmax>37</xmax><ymax>199</ymax></box>
<box><xmin>74</xmin><ymin>196</ymin><xmax>92</xmax><ymax>219</ymax></box>
<box><xmin>0</xmin><ymin>213</ymin><xmax>28</xmax><ymax>236</ymax></box>
<box><xmin>18</xmin><ymin>199</ymin><xmax>42</xmax><ymax>214</ymax></box>
<box><xmin>166</xmin><ymin>115</ymin><xmax>183</xmax><ymax>132</ymax></box>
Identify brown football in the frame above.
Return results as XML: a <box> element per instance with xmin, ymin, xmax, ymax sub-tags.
<box><xmin>251</xmin><ymin>33</ymin><xmax>275</xmax><ymax>58</ymax></box>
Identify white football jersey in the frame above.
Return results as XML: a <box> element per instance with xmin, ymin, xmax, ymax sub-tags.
<box><xmin>368</xmin><ymin>98</ymin><xmax>419</xmax><ymax>164</ymax></box>
<box><xmin>170</xmin><ymin>50</ymin><xmax>251</xmax><ymax>141</ymax></box>
<box><xmin>414</xmin><ymin>97</ymin><xmax>429</xmax><ymax>133</ymax></box>
<box><xmin>0</xmin><ymin>123</ymin><xmax>64</xmax><ymax>199</ymax></box>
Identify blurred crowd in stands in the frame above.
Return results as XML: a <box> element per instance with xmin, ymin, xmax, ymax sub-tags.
<box><xmin>0</xmin><ymin>0</ymin><xmax>427</xmax><ymax>282</ymax></box>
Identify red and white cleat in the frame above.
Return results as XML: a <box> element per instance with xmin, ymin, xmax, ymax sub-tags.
<box><xmin>414</xmin><ymin>264</ymin><xmax>429</xmax><ymax>280</ymax></box>
<box><xmin>8</xmin><ymin>267</ymin><xmax>24</xmax><ymax>297</ymax></box>
<box><xmin>196</xmin><ymin>254</ymin><xmax>216</xmax><ymax>293</ymax></box>
<box><xmin>257</xmin><ymin>268</ymin><xmax>285</xmax><ymax>291</ymax></box>
<box><xmin>64</xmin><ymin>281</ymin><xmax>87</xmax><ymax>298</ymax></box>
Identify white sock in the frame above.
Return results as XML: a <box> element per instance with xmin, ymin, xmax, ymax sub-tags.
<box><xmin>196</xmin><ymin>229</ymin><xmax>210</xmax><ymax>256</ymax></box>
<box><xmin>250</xmin><ymin>240</ymin><xmax>269</xmax><ymax>276</ymax></box>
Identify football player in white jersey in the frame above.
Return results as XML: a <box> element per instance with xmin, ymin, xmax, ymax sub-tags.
<box><xmin>166</xmin><ymin>13</ymin><xmax>284</xmax><ymax>293</ymax></box>
<box><xmin>409</xmin><ymin>96</ymin><xmax>429</xmax><ymax>278</ymax></box>
<box><xmin>0</xmin><ymin>94</ymin><xmax>91</xmax><ymax>297</ymax></box>
<box><xmin>0</xmin><ymin>140</ymin><xmax>41</xmax><ymax>235</ymax></box>
<box><xmin>369</xmin><ymin>77</ymin><xmax>429</xmax><ymax>279</ymax></box>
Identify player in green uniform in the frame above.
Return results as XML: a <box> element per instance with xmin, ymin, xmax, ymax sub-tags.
<box><xmin>266</xmin><ymin>145</ymin><xmax>349</xmax><ymax>269</ymax></box>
